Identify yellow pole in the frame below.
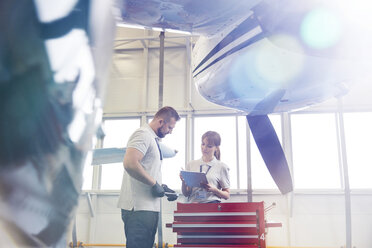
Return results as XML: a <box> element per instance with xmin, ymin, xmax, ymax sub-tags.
<box><xmin>73</xmin><ymin>243</ymin><xmax>341</xmax><ymax>248</ymax></box>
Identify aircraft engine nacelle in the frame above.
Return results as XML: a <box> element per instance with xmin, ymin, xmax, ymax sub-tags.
<box><xmin>191</xmin><ymin>5</ymin><xmax>364</xmax><ymax>116</ymax></box>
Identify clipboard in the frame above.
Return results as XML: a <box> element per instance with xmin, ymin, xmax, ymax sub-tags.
<box><xmin>180</xmin><ymin>170</ymin><xmax>208</xmax><ymax>187</ymax></box>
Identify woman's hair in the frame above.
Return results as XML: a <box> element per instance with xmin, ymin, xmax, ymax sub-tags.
<box><xmin>202</xmin><ymin>131</ymin><xmax>221</xmax><ymax>160</ymax></box>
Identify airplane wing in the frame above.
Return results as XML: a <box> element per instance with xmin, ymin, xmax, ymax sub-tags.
<box><xmin>92</xmin><ymin>143</ymin><xmax>178</xmax><ymax>165</ymax></box>
<box><xmin>118</xmin><ymin>0</ymin><xmax>261</xmax><ymax>35</ymax></box>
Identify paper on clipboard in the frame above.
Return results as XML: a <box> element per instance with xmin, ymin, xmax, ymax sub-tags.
<box><xmin>180</xmin><ymin>171</ymin><xmax>208</xmax><ymax>187</ymax></box>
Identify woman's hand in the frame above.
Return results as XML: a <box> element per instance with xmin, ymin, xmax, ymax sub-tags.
<box><xmin>179</xmin><ymin>173</ymin><xmax>186</xmax><ymax>184</ymax></box>
<box><xmin>200</xmin><ymin>182</ymin><xmax>217</xmax><ymax>193</ymax></box>
<box><xmin>200</xmin><ymin>182</ymin><xmax>230</xmax><ymax>200</ymax></box>
<box><xmin>181</xmin><ymin>172</ymin><xmax>191</xmax><ymax>197</ymax></box>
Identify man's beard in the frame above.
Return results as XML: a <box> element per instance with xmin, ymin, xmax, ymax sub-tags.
<box><xmin>157</xmin><ymin>127</ymin><xmax>166</xmax><ymax>138</ymax></box>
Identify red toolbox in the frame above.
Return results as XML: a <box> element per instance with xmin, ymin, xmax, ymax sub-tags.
<box><xmin>166</xmin><ymin>202</ymin><xmax>280</xmax><ymax>248</ymax></box>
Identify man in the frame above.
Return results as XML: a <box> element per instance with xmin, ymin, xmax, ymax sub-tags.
<box><xmin>117</xmin><ymin>106</ymin><xmax>180</xmax><ymax>248</ymax></box>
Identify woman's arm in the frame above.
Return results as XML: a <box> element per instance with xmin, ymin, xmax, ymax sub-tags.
<box><xmin>201</xmin><ymin>183</ymin><xmax>230</xmax><ymax>200</ymax></box>
<box><xmin>214</xmin><ymin>187</ymin><xmax>230</xmax><ymax>200</ymax></box>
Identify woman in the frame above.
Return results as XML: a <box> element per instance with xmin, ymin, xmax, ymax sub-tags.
<box><xmin>181</xmin><ymin>131</ymin><xmax>230</xmax><ymax>203</ymax></box>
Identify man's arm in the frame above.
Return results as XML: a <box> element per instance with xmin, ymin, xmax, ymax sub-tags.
<box><xmin>123</xmin><ymin>147</ymin><xmax>156</xmax><ymax>186</ymax></box>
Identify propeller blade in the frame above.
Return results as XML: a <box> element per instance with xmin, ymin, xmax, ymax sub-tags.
<box><xmin>247</xmin><ymin>115</ymin><xmax>293</xmax><ymax>194</ymax></box>
<box><xmin>92</xmin><ymin>143</ymin><xmax>177</xmax><ymax>165</ymax></box>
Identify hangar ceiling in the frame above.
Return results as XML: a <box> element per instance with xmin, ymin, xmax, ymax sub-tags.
<box><xmin>105</xmin><ymin>26</ymin><xmax>372</xmax><ymax>115</ymax></box>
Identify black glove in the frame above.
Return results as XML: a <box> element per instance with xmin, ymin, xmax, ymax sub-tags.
<box><xmin>162</xmin><ymin>184</ymin><xmax>175</xmax><ymax>193</ymax></box>
<box><xmin>151</xmin><ymin>181</ymin><xmax>165</xmax><ymax>197</ymax></box>
<box><xmin>165</xmin><ymin>193</ymin><xmax>178</xmax><ymax>201</ymax></box>
<box><xmin>162</xmin><ymin>184</ymin><xmax>178</xmax><ymax>201</ymax></box>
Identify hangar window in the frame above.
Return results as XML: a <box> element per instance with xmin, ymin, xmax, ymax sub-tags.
<box><xmin>82</xmin><ymin>153</ymin><xmax>94</xmax><ymax>190</ymax></box>
<box><xmin>194</xmin><ymin>116</ymin><xmax>238</xmax><ymax>189</ymax></box>
<box><xmin>237</xmin><ymin>116</ymin><xmax>248</xmax><ymax>189</ymax></box>
<box><xmin>100</xmin><ymin>118</ymin><xmax>141</xmax><ymax>190</ymax></box>
<box><xmin>291</xmin><ymin>113</ymin><xmax>341</xmax><ymax>189</ymax></box>
<box><xmin>344</xmin><ymin>112</ymin><xmax>372</xmax><ymax>189</ymax></box>
<box><xmin>161</xmin><ymin>117</ymin><xmax>186</xmax><ymax>190</ymax></box>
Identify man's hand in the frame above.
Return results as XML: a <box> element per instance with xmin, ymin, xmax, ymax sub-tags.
<box><xmin>165</xmin><ymin>193</ymin><xmax>178</xmax><ymax>201</ymax></box>
<box><xmin>162</xmin><ymin>184</ymin><xmax>178</xmax><ymax>201</ymax></box>
<box><xmin>162</xmin><ymin>184</ymin><xmax>175</xmax><ymax>193</ymax></box>
<box><xmin>151</xmin><ymin>182</ymin><xmax>165</xmax><ymax>197</ymax></box>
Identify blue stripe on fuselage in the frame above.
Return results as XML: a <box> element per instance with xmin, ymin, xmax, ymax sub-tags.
<box><xmin>193</xmin><ymin>31</ymin><xmax>266</xmax><ymax>79</ymax></box>
<box><xmin>193</xmin><ymin>14</ymin><xmax>263</xmax><ymax>76</ymax></box>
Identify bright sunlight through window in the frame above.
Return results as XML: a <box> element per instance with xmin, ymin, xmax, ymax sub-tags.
<box><xmin>291</xmin><ymin>113</ymin><xmax>341</xmax><ymax>189</ymax></box>
<box><xmin>160</xmin><ymin>117</ymin><xmax>186</xmax><ymax>190</ymax></box>
<box><xmin>344</xmin><ymin>112</ymin><xmax>372</xmax><ymax>189</ymax></box>
<box><xmin>100</xmin><ymin>118</ymin><xmax>140</xmax><ymax>190</ymax></box>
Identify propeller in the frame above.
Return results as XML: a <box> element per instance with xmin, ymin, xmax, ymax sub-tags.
<box><xmin>247</xmin><ymin>115</ymin><xmax>293</xmax><ymax>194</ymax></box>
<box><xmin>92</xmin><ymin>143</ymin><xmax>178</xmax><ymax>165</ymax></box>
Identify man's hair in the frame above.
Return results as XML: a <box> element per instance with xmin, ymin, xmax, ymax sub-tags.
<box><xmin>154</xmin><ymin>106</ymin><xmax>180</xmax><ymax>122</ymax></box>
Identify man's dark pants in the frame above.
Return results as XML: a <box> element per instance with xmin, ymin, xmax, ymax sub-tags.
<box><xmin>121</xmin><ymin>209</ymin><xmax>159</xmax><ymax>248</ymax></box>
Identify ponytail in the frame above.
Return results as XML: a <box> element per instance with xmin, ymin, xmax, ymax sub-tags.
<box><xmin>214</xmin><ymin>146</ymin><xmax>221</xmax><ymax>160</ymax></box>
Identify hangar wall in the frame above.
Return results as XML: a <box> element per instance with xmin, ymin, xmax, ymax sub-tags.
<box><xmin>71</xmin><ymin>28</ymin><xmax>372</xmax><ymax>247</ymax></box>
<box><xmin>73</xmin><ymin>193</ymin><xmax>372</xmax><ymax>247</ymax></box>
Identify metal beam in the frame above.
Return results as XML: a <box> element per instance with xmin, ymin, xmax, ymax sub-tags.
<box><xmin>282</xmin><ymin>112</ymin><xmax>294</xmax><ymax>247</ymax></box>
<box><xmin>157</xmin><ymin>31</ymin><xmax>165</xmax><ymax>248</ymax></box>
<box><xmin>115</xmin><ymin>34</ymin><xmax>197</xmax><ymax>42</ymax></box>
<box><xmin>143</xmin><ymin>30</ymin><xmax>150</xmax><ymax>110</ymax></box>
<box><xmin>235</xmin><ymin>116</ymin><xmax>240</xmax><ymax>189</ymax></box>
<box><xmin>337</xmin><ymin>98</ymin><xmax>352</xmax><ymax>248</ymax></box>
<box><xmin>246</xmin><ymin>120</ymin><xmax>252</xmax><ymax>202</ymax></box>
<box><xmin>158</xmin><ymin>31</ymin><xmax>165</xmax><ymax>109</ymax></box>
<box><xmin>185</xmin><ymin>37</ymin><xmax>193</xmax><ymax>164</ymax></box>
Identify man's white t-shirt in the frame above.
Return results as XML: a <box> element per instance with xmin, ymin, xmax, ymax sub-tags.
<box><xmin>117</xmin><ymin>124</ymin><xmax>162</xmax><ymax>212</ymax></box>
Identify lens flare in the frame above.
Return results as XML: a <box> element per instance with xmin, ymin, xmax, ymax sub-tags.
<box><xmin>229</xmin><ymin>35</ymin><xmax>304</xmax><ymax>97</ymax></box>
<box><xmin>300</xmin><ymin>8</ymin><xmax>342</xmax><ymax>49</ymax></box>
